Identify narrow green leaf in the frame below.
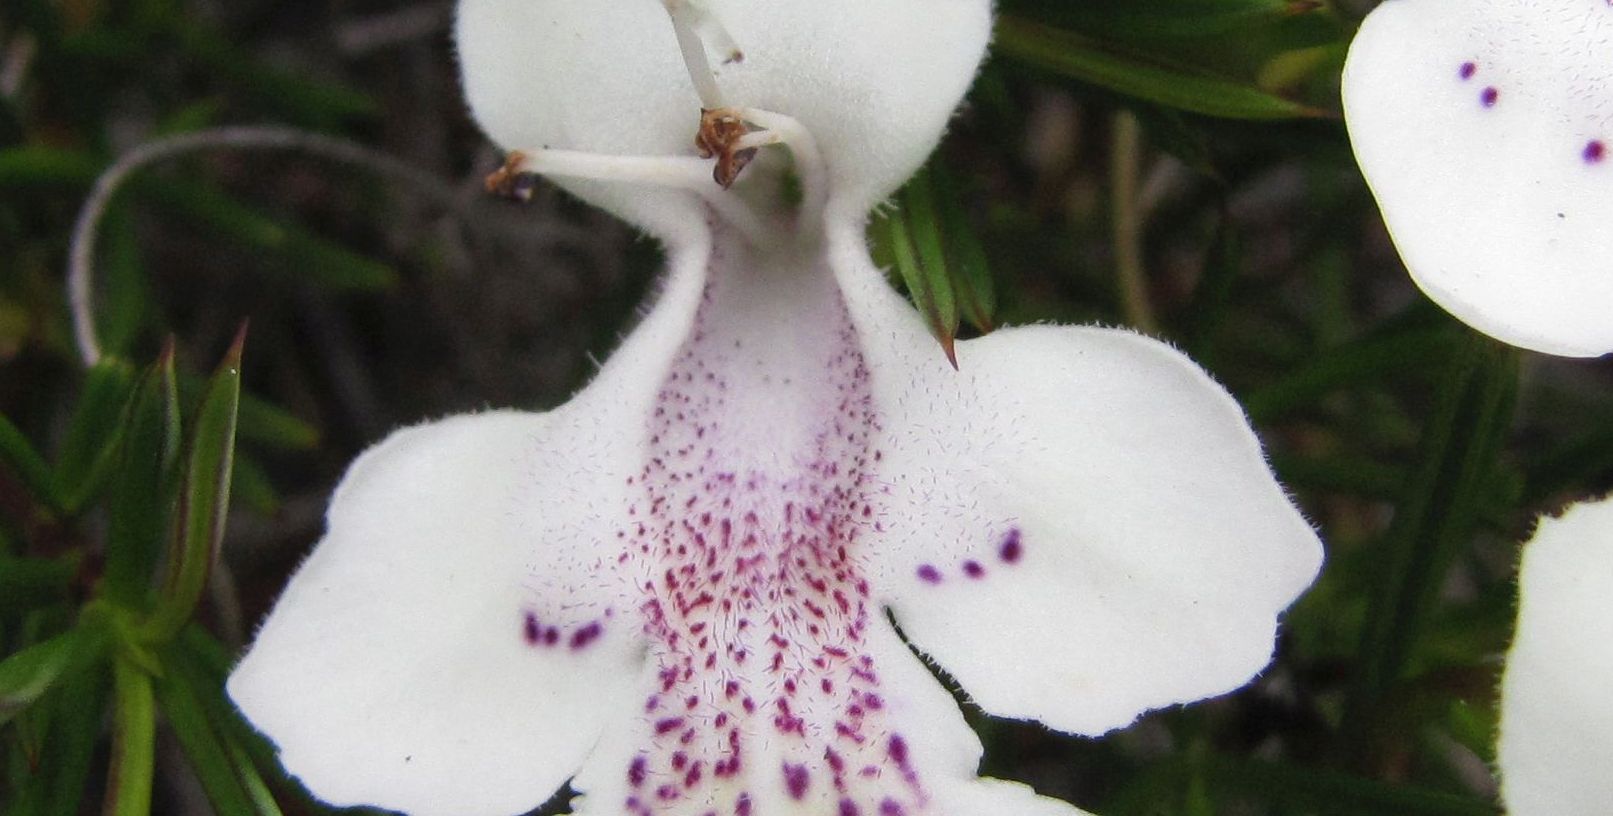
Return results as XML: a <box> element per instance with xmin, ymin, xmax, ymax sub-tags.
<box><xmin>7</xmin><ymin>659</ymin><xmax>111</xmax><ymax>816</ymax></box>
<box><xmin>0</xmin><ymin>628</ymin><xmax>101</xmax><ymax>726</ymax></box>
<box><xmin>155</xmin><ymin>659</ymin><xmax>275</xmax><ymax>815</ymax></box>
<box><xmin>996</xmin><ymin>16</ymin><xmax>1328</xmax><ymax>120</ymax></box>
<box><xmin>168</xmin><ymin>20</ymin><xmax>379</xmax><ymax>126</ymax></box>
<box><xmin>0</xmin><ymin>414</ymin><xmax>64</xmax><ymax>514</ymax></box>
<box><xmin>105</xmin><ymin>658</ymin><xmax>157</xmax><ymax>816</ymax></box>
<box><xmin>141</xmin><ymin>330</ymin><xmax>243</xmax><ymax>643</ymax></box>
<box><xmin>56</xmin><ymin>359</ymin><xmax>138</xmax><ymax>514</ymax></box>
<box><xmin>1007</xmin><ymin>0</ymin><xmax>1324</xmax><ymax>39</ymax></box>
<box><xmin>900</xmin><ymin>167</ymin><xmax>961</xmax><ymax>362</ymax></box>
<box><xmin>0</xmin><ymin>146</ymin><xmax>99</xmax><ymax>189</ymax></box>
<box><xmin>178</xmin><ymin>373</ymin><xmax>319</xmax><ymax>450</ymax></box>
<box><xmin>1343</xmin><ymin>336</ymin><xmax>1519</xmax><ymax>762</ymax></box>
<box><xmin>1244</xmin><ymin>323</ymin><xmax>1461</xmax><ymax>423</ymax></box>
<box><xmin>929</xmin><ymin>164</ymin><xmax>997</xmax><ymax>333</ymax></box>
<box><xmin>1203</xmin><ymin>755</ymin><xmax>1502</xmax><ymax>816</ymax></box>
<box><xmin>105</xmin><ymin>343</ymin><xmax>182</xmax><ymax>608</ymax></box>
<box><xmin>140</xmin><ymin>178</ymin><xmax>397</xmax><ymax>291</ymax></box>
<box><xmin>0</xmin><ymin>555</ymin><xmax>75</xmax><ymax>616</ymax></box>
<box><xmin>883</xmin><ymin>206</ymin><xmax>957</xmax><ymax>366</ymax></box>
<box><xmin>97</xmin><ymin>207</ymin><xmax>155</xmax><ymax>359</ymax></box>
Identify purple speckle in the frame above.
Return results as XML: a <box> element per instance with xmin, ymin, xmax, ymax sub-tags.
<box><xmin>783</xmin><ymin>763</ymin><xmax>811</xmax><ymax>800</ymax></box>
<box><xmin>915</xmin><ymin>564</ymin><xmax>942</xmax><ymax>584</ymax></box>
<box><xmin>654</xmin><ymin>716</ymin><xmax>686</xmax><ymax>735</ymax></box>
<box><xmin>736</xmin><ymin>793</ymin><xmax>753</xmax><ymax>816</ymax></box>
<box><xmin>839</xmin><ymin>799</ymin><xmax>862</xmax><ymax>816</ymax></box>
<box><xmin>1481</xmin><ymin>86</ymin><xmax>1499</xmax><ymax>107</ymax></box>
<box><xmin>961</xmin><ymin>560</ymin><xmax>984</xmax><ymax>579</ymax></box>
<box><xmin>1459</xmin><ymin>61</ymin><xmax>1476</xmax><ymax>80</ymax></box>
<box><xmin>628</xmin><ymin>755</ymin><xmax>647</xmax><ymax>787</ymax></box>
<box><xmin>522</xmin><ymin>612</ymin><xmax>541</xmax><ymax>645</ymax></box>
<box><xmin>888</xmin><ymin>734</ymin><xmax>909</xmax><ymax>766</ymax></box>
<box><xmin>879</xmin><ymin>799</ymin><xmax>906</xmax><ymax>816</ymax></box>
<box><xmin>569</xmin><ymin>621</ymin><xmax>604</xmax><ymax>650</ymax></box>
<box><xmin>999</xmin><ymin>528</ymin><xmax>1023</xmax><ymax>564</ymax></box>
<box><xmin>1585</xmin><ymin>139</ymin><xmax>1607</xmax><ymax>164</ymax></box>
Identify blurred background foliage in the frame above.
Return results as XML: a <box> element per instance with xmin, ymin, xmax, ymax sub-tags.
<box><xmin>0</xmin><ymin>0</ymin><xmax>1609</xmax><ymax>814</ymax></box>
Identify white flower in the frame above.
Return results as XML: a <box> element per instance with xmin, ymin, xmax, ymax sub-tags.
<box><xmin>1342</xmin><ymin>0</ymin><xmax>1613</xmax><ymax>357</ymax></box>
<box><xmin>1498</xmin><ymin>498</ymin><xmax>1613</xmax><ymax>815</ymax></box>
<box><xmin>226</xmin><ymin>2</ymin><xmax>1323</xmax><ymax>815</ymax></box>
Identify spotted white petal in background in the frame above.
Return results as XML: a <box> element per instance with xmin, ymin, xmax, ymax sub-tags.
<box><xmin>1497</xmin><ymin>497</ymin><xmax>1613</xmax><ymax>815</ymax></box>
<box><xmin>1342</xmin><ymin>0</ymin><xmax>1613</xmax><ymax>357</ymax></box>
<box><xmin>829</xmin><ymin>219</ymin><xmax>1324</xmax><ymax>736</ymax></box>
<box><xmin>225</xmin><ymin>224</ymin><xmax>712</xmax><ymax>816</ymax></box>
<box><xmin>456</xmin><ymin>0</ymin><xmax>991</xmax><ymax>233</ymax></box>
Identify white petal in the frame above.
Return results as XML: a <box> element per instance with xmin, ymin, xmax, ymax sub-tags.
<box><xmin>1498</xmin><ymin>497</ymin><xmax>1613</xmax><ymax>815</ymax></box>
<box><xmin>227</xmin><ymin>226</ymin><xmax>714</xmax><ymax>816</ymax></box>
<box><xmin>828</xmin><ymin>219</ymin><xmax>1323</xmax><ymax>736</ymax></box>
<box><xmin>455</xmin><ymin>0</ymin><xmax>991</xmax><ymax>231</ymax></box>
<box><xmin>1342</xmin><ymin>0</ymin><xmax>1613</xmax><ymax>357</ymax></box>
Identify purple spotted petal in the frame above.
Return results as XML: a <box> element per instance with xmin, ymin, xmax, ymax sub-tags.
<box><xmin>1344</xmin><ymin>0</ymin><xmax>1613</xmax><ymax>356</ymax></box>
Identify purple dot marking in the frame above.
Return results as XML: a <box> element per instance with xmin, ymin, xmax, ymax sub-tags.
<box><xmin>1585</xmin><ymin>139</ymin><xmax>1607</xmax><ymax>164</ymax></box>
<box><xmin>888</xmin><ymin>734</ymin><xmax>909</xmax><ymax>765</ymax></box>
<box><xmin>1481</xmin><ymin>86</ymin><xmax>1499</xmax><ymax>107</ymax></box>
<box><xmin>522</xmin><ymin>612</ymin><xmax>541</xmax><ymax>645</ymax></box>
<box><xmin>999</xmin><ymin>528</ymin><xmax>1024</xmax><ymax>564</ymax></box>
<box><xmin>915</xmin><ymin>564</ymin><xmax>942</xmax><ymax>584</ymax></box>
<box><xmin>783</xmin><ymin>763</ymin><xmax>811</xmax><ymax>800</ymax></box>
<box><xmin>569</xmin><ymin>621</ymin><xmax>604</xmax><ymax>650</ymax></box>
<box><xmin>1459</xmin><ymin>61</ymin><xmax>1476</xmax><ymax>80</ymax></box>
<box><xmin>961</xmin><ymin>560</ymin><xmax>985</xmax><ymax>579</ymax></box>
<box><xmin>839</xmin><ymin>799</ymin><xmax>862</xmax><ymax>816</ymax></box>
<box><xmin>880</xmin><ymin>799</ymin><xmax>907</xmax><ymax>816</ymax></box>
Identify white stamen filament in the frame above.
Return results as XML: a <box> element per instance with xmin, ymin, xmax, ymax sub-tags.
<box><xmin>663</xmin><ymin>0</ymin><xmax>727</xmax><ymax>109</ymax></box>
<box><xmin>735</xmin><ymin>108</ymin><xmax>828</xmax><ymax>235</ymax></box>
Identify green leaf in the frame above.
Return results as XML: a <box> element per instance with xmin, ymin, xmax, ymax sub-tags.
<box><xmin>0</xmin><ymin>627</ymin><xmax>102</xmax><ymax>727</ymax></box>
<box><xmin>97</xmin><ymin>207</ymin><xmax>155</xmax><ymax>359</ymax></box>
<box><xmin>168</xmin><ymin>20</ymin><xmax>379</xmax><ymax>127</ymax></box>
<box><xmin>0</xmin><ymin>555</ymin><xmax>75</xmax><ymax>616</ymax></box>
<box><xmin>0</xmin><ymin>146</ymin><xmax>98</xmax><ymax>189</ymax></box>
<box><xmin>929</xmin><ymin>164</ymin><xmax>997</xmax><ymax>334</ymax></box>
<box><xmin>1243</xmin><ymin>322</ymin><xmax>1460</xmax><ymax>423</ymax></box>
<box><xmin>55</xmin><ymin>358</ymin><xmax>138</xmax><ymax>515</ymax></box>
<box><xmin>996</xmin><ymin>16</ymin><xmax>1329</xmax><ymax>120</ymax></box>
<box><xmin>140</xmin><ymin>177</ymin><xmax>397</xmax><ymax>292</ymax></box>
<box><xmin>874</xmin><ymin>163</ymin><xmax>1000</xmax><ymax>367</ymax></box>
<box><xmin>898</xmin><ymin>167</ymin><xmax>961</xmax><ymax>363</ymax></box>
<box><xmin>179</xmin><ymin>373</ymin><xmax>318</xmax><ymax>450</ymax></box>
<box><xmin>105</xmin><ymin>657</ymin><xmax>157</xmax><ymax>816</ymax></box>
<box><xmin>1343</xmin><ymin>336</ymin><xmax>1518</xmax><ymax>762</ymax></box>
<box><xmin>155</xmin><ymin>654</ymin><xmax>282</xmax><ymax>816</ymax></box>
<box><xmin>6</xmin><ymin>659</ymin><xmax>110</xmax><ymax>816</ymax></box>
<box><xmin>105</xmin><ymin>343</ymin><xmax>182</xmax><ymax>608</ymax></box>
<box><xmin>1006</xmin><ymin>0</ymin><xmax>1325</xmax><ymax>39</ymax></box>
<box><xmin>0</xmin><ymin>414</ymin><xmax>64</xmax><ymax>515</ymax></box>
<box><xmin>1203</xmin><ymin>756</ymin><xmax>1502</xmax><ymax>816</ymax></box>
<box><xmin>141</xmin><ymin>330</ymin><xmax>243</xmax><ymax>643</ymax></box>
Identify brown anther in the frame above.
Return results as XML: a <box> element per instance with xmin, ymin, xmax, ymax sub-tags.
<box><xmin>696</xmin><ymin>107</ymin><xmax>758</xmax><ymax>189</ymax></box>
<box><xmin>485</xmin><ymin>151</ymin><xmax>539</xmax><ymax>202</ymax></box>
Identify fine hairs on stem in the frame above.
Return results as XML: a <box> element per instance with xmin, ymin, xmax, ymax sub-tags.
<box><xmin>67</xmin><ymin>125</ymin><xmax>464</xmax><ymax>368</ymax></box>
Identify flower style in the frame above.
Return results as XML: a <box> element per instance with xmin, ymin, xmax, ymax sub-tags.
<box><xmin>226</xmin><ymin>2</ymin><xmax>1323</xmax><ymax>815</ymax></box>
<box><xmin>1342</xmin><ymin>0</ymin><xmax>1613</xmax><ymax>357</ymax></box>
<box><xmin>1498</xmin><ymin>498</ymin><xmax>1613</xmax><ymax>815</ymax></box>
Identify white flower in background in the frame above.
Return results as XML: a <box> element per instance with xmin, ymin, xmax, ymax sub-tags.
<box><xmin>1342</xmin><ymin>0</ymin><xmax>1613</xmax><ymax>357</ymax></box>
<box><xmin>226</xmin><ymin>2</ymin><xmax>1324</xmax><ymax>815</ymax></box>
<box><xmin>1498</xmin><ymin>498</ymin><xmax>1613</xmax><ymax>815</ymax></box>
